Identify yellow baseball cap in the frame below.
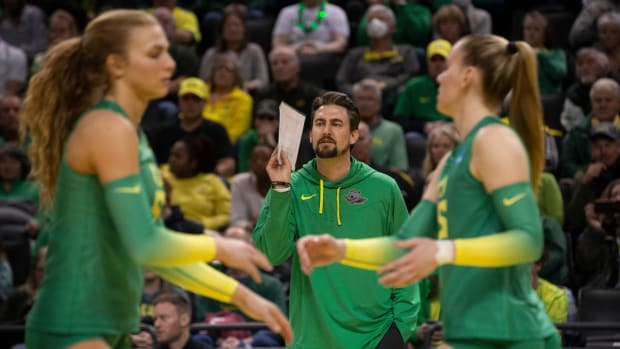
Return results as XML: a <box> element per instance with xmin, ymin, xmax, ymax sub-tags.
<box><xmin>426</xmin><ymin>39</ymin><xmax>452</xmax><ymax>59</ymax></box>
<box><xmin>178</xmin><ymin>77</ymin><xmax>207</xmax><ymax>99</ymax></box>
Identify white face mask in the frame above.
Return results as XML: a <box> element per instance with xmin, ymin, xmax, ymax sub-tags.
<box><xmin>367</xmin><ymin>18</ymin><xmax>388</xmax><ymax>39</ymax></box>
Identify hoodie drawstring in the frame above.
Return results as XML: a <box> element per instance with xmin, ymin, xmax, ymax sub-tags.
<box><xmin>318</xmin><ymin>179</ymin><xmax>342</xmax><ymax>225</ymax></box>
<box><xmin>336</xmin><ymin>187</ymin><xmax>342</xmax><ymax>226</ymax></box>
<box><xmin>319</xmin><ymin>179</ymin><xmax>324</xmax><ymax>214</ymax></box>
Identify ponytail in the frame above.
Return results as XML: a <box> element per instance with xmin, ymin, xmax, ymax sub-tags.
<box><xmin>459</xmin><ymin>34</ymin><xmax>544</xmax><ymax>192</ymax></box>
<box><xmin>21</xmin><ymin>38</ymin><xmax>108</xmax><ymax>206</ymax></box>
<box><xmin>508</xmin><ymin>41</ymin><xmax>544</xmax><ymax>192</ymax></box>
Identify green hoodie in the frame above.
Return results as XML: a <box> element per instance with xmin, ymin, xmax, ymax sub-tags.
<box><xmin>254</xmin><ymin>158</ymin><xmax>420</xmax><ymax>349</ymax></box>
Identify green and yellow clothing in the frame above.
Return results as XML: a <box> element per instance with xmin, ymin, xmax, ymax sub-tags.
<box><xmin>161</xmin><ymin>166</ymin><xmax>231</xmax><ymax>230</ymax></box>
<box><xmin>254</xmin><ymin>158</ymin><xmax>420</xmax><ymax>349</ymax></box>
<box><xmin>560</xmin><ymin>115</ymin><xmax>620</xmax><ymax>178</ymax></box>
<box><xmin>343</xmin><ymin>117</ymin><xmax>557</xmax><ymax>344</ymax></box>
<box><xmin>203</xmin><ymin>85</ymin><xmax>253</xmax><ymax>144</ymax></box>
<box><xmin>393</xmin><ymin>75</ymin><xmax>451</xmax><ymax>130</ymax></box>
<box><xmin>537</xmin><ymin>172</ymin><xmax>564</xmax><ymax>226</ymax></box>
<box><xmin>535</xmin><ymin>278</ymin><xmax>568</xmax><ymax>324</ymax></box>
<box><xmin>27</xmin><ymin>101</ymin><xmax>239</xmax><ymax>347</ymax></box>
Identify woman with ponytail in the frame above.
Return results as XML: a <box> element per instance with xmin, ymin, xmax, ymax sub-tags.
<box><xmin>297</xmin><ymin>33</ymin><xmax>560</xmax><ymax>349</ymax></box>
<box><xmin>21</xmin><ymin>10</ymin><xmax>291</xmax><ymax>349</ymax></box>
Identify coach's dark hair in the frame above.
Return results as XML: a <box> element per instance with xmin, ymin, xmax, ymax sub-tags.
<box><xmin>311</xmin><ymin>91</ymin><xmax>361</xmax><ymax>131</ymax></box>
<box><xmin>21</xmin><ymin>9</ymin><xmax>158</xmax><ymax>207</ymax></box>
<box><xmin>459</xmin><ymin>34</ymin><xmax>544</xmax><ymax>191</ymax></box>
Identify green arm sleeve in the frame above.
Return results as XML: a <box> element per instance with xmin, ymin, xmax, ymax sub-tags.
<box><xmin>253</xmin><ymin>189</ymin><xmax>297</xmax><ymax>265</ymax></box>
<box><xmin>103</xmin><ymin>175</ymin><xmax>217</xmax><ymax>266</ymax></box>
<box><xmin>151</xmin><ymin>263</ymin><xmax>239</xmax><ymax>303</ymax></box>
<box><xmin>341</xmin><ymin>199</ymin><xmax>438</xmax><ymax>270</ymax></box>
<box><xmin>452</xmin><ymin>182</ymin><xmax>543</xmax><ymax>267</ymax></box>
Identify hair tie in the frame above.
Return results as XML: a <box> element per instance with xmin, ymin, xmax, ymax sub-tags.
<box><xmin>506</xmin><ymin>42</ymin><xmax>518</xmax><ymax>55</ymax></box>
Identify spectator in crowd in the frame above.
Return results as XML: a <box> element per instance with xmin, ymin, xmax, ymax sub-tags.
<box><xmin>352</xmin><ymin>79</ymin><xmax>408</xmax><ymax>171</ymax></box>
<box><xmin>152</xmin><ymin>7</ymin><xmax>200</xmax><ymax>98</ymax></box>
<box><xmin>560</xmin><ymin>77</ymin><xmax>620</xmax><ymax>179</ymax></box>
<box><xmin>162</xmin><ymin>136</ymin><xmax>231</xmax><ymax>231</ymax></box>
<box><xmin>570</xmin><ymin>0</ymin><xmax>617</xmax><ymax>49</ymax></box>
<box><xmin>31</xmin><ymin>9</ymin><xmax>79</xmax><ymax>75</ymax></box>
<box><xmin>255</xmin><ymin>46</ymin><xmax>324</xmax><ymax>123</ymax></box>
<box><xmin>237</xmin><ymin>99</ymin><xmax>278</xmax><ymax>173</ymax></box>
<box><xmin>336</xmin><ymin>4</ymin><xmax>419</xmax><ymax>102</ymax></box>
<box><xmin>566</xmin><ymin>122</ymin><xmax>620</xmax><ymax>233</ymax></box>
<box><xmin>151</xmin><ymin>0</ymin><xmax>201</xmax><ymax>45</ymax></box>
<box><xmin>539</xmin><ymin>216</ymin><xmax>570</xmax><ymax>287</ymax></box>
<box><xmin>432</xmin><ymin>4</ymin><xmax>468</xmax><ymax>44</ymax></box>
<box><xmin>393</xmin><ymin>39</ymin><xmax>452</xmax><ymax>139</ymax></box>
<box><xmin>531</xmin><ymin>249</ymin><xmax>576</xmax><ymax>324</ymax></box>
<box><xmin>561</xmin><ymin>48</ymin><xmax>611</xmax><ymax>131</ymax></box>
<box><xmin>200</xmin><ymin>0</ymin><xmax>272</xmax><ymax>49</ymax></box>
<box><xmin>0</xmin><ymin>144</ymin><xmax>38</xmax><ymax>203</ymax></box>
<box><xmin>0</xmin><ymin>94</ymin><xmax>22</xmax><ymax>145</ymax></box>
<box><xmin>204</xmin><ymin>52</ymin><xmax>253</xmax><ymax>144</ymax></box>
<box><xmin>231</xmin><ymin>144</ymin><xmax>273</xmax><ymax>229</ymax></box>
<box><xmin>420</xmin><ymin>123</ymin><xmax>459</xmax><ymax>178</ymax></box>
<box><xmin>199</xmin><ymin>12</ymin><xmax>269</xmax><ymax>93</ymax></box>
<box><xmin>352</xmin><ymin>121</ymin><xmax>419</xmax><ymax>210</ymax></box>
<box><xmin>254</xmin><ymin>46</ymin><xmax>324</xmax><ymax>169</ymax></box>
<box><xmin>146</xmin><ymin>77</ymin><xmax>235</xmax><ymax>177</ymax></box>
<box><xmin>196</xmin><ymin>225</ymin><xmax>287</xmax><ymax>348</ymax></box>
<box><xmin>452</xmin><ymin>0</ymin><xmax>491</xmax><ymax>35</ymax></box>
<box><xmin>0</xmin><ymin>37</ymin><xmax>27</xmax><ymax>96</ymax></box>
<box><xmin>522</xmin><ymin>10</ymin><xmax>567</xmax><ymax>94</ymax></box>
<box><xmin>537</xmin><ymin>172</ymin><xmax>565</xmax><ymax>227</ymax></box>
<box><xmin>0</xmin><ymin>0</ymin><xmax>48</xmax><ymax>59</ymax></box>
<box><xmin>574</xmin><ymin>178</ymin><xmax>620</xmax><ymax>289</ymax></box>
<box><xmin>356</xmin><ymin>0</ymin><xmax>432</xmax><ymax>50</ymax></box>
<box><xmin>272</xmin><ymin>0</ymin><xmax>349</xmax><ymax>57</ymax></box>
<box><xmin>597</xmin><ymin>11</ymin><xmax>620</xmax><ymax>74</ymax></box>
<box><xmin>154</xmin><ymin>292</ymin><xmax>212</xmax><ymax>349</ymax></box>
<box><xmin>254</xmin><ymin>91</ymin><xmax>420</xmax><ymax>349</ymax></box>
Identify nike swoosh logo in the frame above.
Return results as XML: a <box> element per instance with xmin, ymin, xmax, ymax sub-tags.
<box><xmin>301</xmin><ymin>194</ymin><xmax>317</xmax><ymax>201</ymax></box>
<box><xmin>115</xmin><ymin>185</ymin><xmax>142</xmax><ymax>194</ymax></box>
<box><xmin>503</xmin><ymin>193</ymin><xmax>526</xmax><ymax>206</ymax></box>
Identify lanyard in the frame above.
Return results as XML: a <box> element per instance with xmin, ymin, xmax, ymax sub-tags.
<box><xmin>297</xmin><ymin>1</ymin><xmax>327</xmax><ymax>34</ymax></box>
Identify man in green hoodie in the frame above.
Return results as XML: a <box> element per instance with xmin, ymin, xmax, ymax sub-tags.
<box><xmin>253</xmin><ymin>91</ymin><xmax>420</xmax><ymax>349</ymax></box>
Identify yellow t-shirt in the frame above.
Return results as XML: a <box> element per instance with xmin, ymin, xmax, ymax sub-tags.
<box><xmin>203</xmin><ymin>85</ymin><xmax>253</xmax><ymax>144</ymax></box>
<box><xmin>162</xmin><ymin>166</ymin><xmax>231</xmax><ymax>230</ymax></box>
<box><xmin>535</xmin><ymin>278</ymin><xmax>568</xmax><ymax>324</ymax></box>
<box><xmin>173</xmin><ymin>7</ymin><xmax>201</xmax><ymax>43</ymax></box>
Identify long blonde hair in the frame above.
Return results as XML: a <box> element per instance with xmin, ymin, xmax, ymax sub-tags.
<box><xmin>422</xmin><ymin>124</ymin><xmax>460</xmax><ymax>177</ymax></box>
<box><xmin>21</xmin><ymin>10</ymin><xmax>158</xmax><ymax>206</ymax></box>
<box><xmin>459</xmin><ymin>34</ymin><xmax>545</xmax><ymax>191</ymax></box>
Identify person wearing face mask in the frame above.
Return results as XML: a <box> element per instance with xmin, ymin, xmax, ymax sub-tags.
<box><xmin>336</xmin><ymin>4</ymin><xmax>418</xmax><ymax>112</ymax></box>
<box><xmin>355</xmin><ymin>0</ymin><xmax>432</xmax><ymax>48</ymax></box>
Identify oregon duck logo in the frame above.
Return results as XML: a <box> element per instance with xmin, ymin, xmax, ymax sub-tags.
<box><xmin>344</xmin><ymin>189</ymin><xmax>367</xmax><ymax>205</ymax></box>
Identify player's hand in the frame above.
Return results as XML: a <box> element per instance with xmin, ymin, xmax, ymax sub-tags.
<box><xmin>214</xmin><ymin>236</ymin><xmax>273</xmax><ymax>283</ymax></box>
<box><xmin>297</xmin><ymin>234</ymin><xmax>346</xmax><ymax>275</ymax></box>
<box><xmin>232</xmin><ymin>285</ymin><xmax>294</xmax><ymax>345</ymax></box>
<box><xmin>266</xmin><ymin>145</ymin><xmax>292</xmax><ymax>183</ymax></box>
<box><xmin>378</xmin><ymin>238</ymin><xmax>438</xmax><ymax>287</ymax></box>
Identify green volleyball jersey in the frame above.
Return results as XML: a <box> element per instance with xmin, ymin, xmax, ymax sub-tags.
<box><xmin>27</xmin><ymin>100</ymin><xmax>166</xmax><ymax>335</ymax></box>
<box><xmin>436</xmin><ymin>116</ymin><xmax>556</xmax><ymax>341</ymax></box>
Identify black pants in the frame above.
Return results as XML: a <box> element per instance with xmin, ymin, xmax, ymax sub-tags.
<box><xmin>375</xmin><ymin>323</ymin><xmax>405</xmax><ymax>349</ymax></box>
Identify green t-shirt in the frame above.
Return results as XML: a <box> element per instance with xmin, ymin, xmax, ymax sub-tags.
<box><xmin>394</xmin><ymin>75</ymin><xmax>451</xmax><ymax>122</ymax></box>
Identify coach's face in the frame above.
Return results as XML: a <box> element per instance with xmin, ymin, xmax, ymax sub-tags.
<box><xmin>310</xmin><ymin>105</ymin><xmax>358</xmax><ymax>159</ymax></box>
